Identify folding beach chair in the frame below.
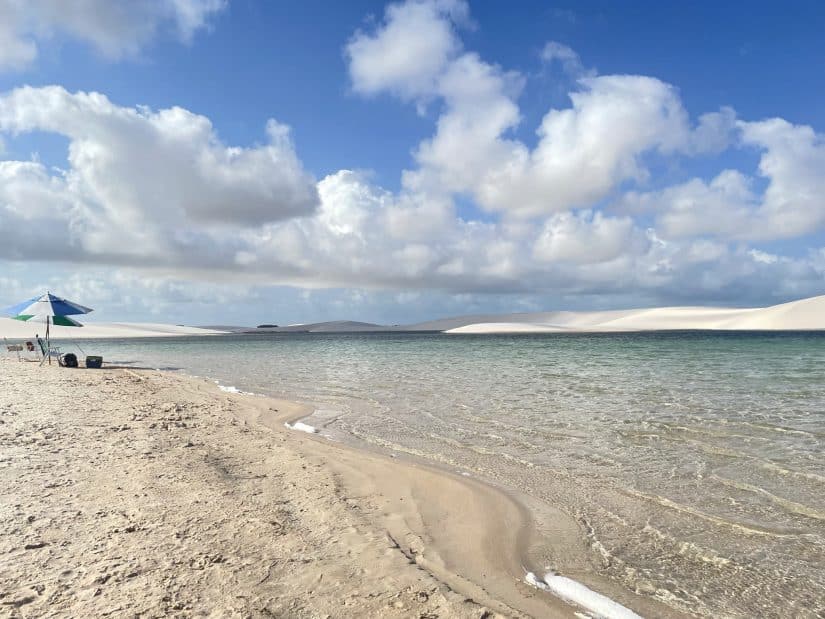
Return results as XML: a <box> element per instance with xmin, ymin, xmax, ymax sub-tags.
<box><xmin>4</xmin><ymin>338</ymin><xmax>23</xmax><ymax>361</ymax></box>
<box><xmin>37</xmin><ymin>336</ymin><xmax>62</xmax><ymax>367</ymax></box>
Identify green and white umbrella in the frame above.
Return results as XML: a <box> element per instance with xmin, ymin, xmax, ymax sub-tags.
<box><xmin>2</xmin><ymin>292</ymin><xmax>94</xmax><ymax>364</ymax></box>
<box><xmin>13</xmin><ymin>314</ymin><xmax>84</xmax><ymax>327</ymax></box>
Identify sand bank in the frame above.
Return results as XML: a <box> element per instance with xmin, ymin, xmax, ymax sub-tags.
<box><xmin>0</xmin><ymin>361</ymin><xmax>685</xmax><ymax>618</ymax></box>
<box><xmin>443</xmin><ymin>295</ymin><xmax>825</xmax><ymax>334</ymax></box>
<box><xmin>0</xmin><ymin>318</ymin><xmax>226</xmax><ymax>340</ymax></box>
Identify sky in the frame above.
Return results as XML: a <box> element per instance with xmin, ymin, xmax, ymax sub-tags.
<box><xmin>0</xmin><ymin>0</ymin><xmax>824</xmax><ymax>326</ymax></box>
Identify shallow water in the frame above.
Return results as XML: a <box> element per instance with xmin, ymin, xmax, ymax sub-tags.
<box><xmin>73</xmin><ymin>331</ymin><xmax>824</xmax><ymax>617</ymax></box>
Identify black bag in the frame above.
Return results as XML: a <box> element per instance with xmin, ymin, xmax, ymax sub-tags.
<box><xmin>61</xmin><ymin>353</ymin><xmax>78</xmax><ymax>368</ymax></box>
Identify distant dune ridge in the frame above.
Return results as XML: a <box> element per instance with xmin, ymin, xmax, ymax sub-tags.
<box><xmin>0</xmin><ymin>320</ymin><xmax>226</xmax><ymax>339</ymax></box>
<box><xmin>441</xmin><ymin>295</ymin><xmax>825</xmax><ymax>333</ymax></box>
<box><xmin>1</xmin><ymin>295</ymin><xmax>823</xmax><ymax>339</ymax></box>
<box><xmin>253</xmin><ymin>320</ymin><xmax>384</xmax><ymax>333</ymax></box>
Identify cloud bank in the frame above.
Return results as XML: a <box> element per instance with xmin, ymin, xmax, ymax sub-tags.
<box><xmin>0</xmin><ymin>0</ymin><xmax>226</xmax><ymax>71</ymax></box>
<box><xmin>1</xmin><ymin>0</ymin><xmax>824</xmax><ymax>317</ymax></box>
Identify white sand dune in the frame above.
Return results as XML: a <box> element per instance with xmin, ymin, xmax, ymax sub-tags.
<box><xmin>3</xmin><ymin>295</ymin><xmax>823</xmax><ymax>338</ymax></box>
<box><xmin>445</xmin><ymin>295</ymin><xmax>825</xmax><ymax>334</ymax></box>
<box><xmin>0</xmin><ymin>318</ymin><xmax>227</xmax><ymax>340</ymax></box>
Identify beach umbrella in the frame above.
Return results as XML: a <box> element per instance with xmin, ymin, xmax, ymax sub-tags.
<box><xmin>2</xmin><ymin>292</ymin><xmax>93</xmax><ymax>364</ymax></box>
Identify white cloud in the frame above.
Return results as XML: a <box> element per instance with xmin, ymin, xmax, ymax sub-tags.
<box><xmin>749</xmin><ymin>249</ymin><xmax>779</xmax><ymax>265</ymax></box>
<box><xmin>169</xmin><ymin>0</ymin><xmax>227</xmax><ymax>40</ymax></box>
<box><xmin>478</xmin><ymin>75</ymin><xmax>691</xmax><ymax>217</ymax></box>
<box><xmin>0</xmin><ymin>3</ymin><xmax>37</xmax><ymax>72</ymax></box>
<box><xmin>1</xmin><ymin>151</ymin><xmax>823</xmax><ymax>312</ymax></box>
<box><xmin>349</xmin><ymin>1</ymin><xmax>735</xmax><ymax>220</ymax></box>
<box><xmin>0</xmin><ymin>86</ymin><xmax>318</xmax><ymax>258</ymax></box>
<box><xmin>621</xmin><ymin>169</ymin><xmax>757</xmax><ymax>239</ymax></box>
<box><xmin>1</xmin><ymin>0</ymin><xmax>823</xmax><ymax>317</ymax></box>
<box><xmin>404</xmin><ymin>52</ymin><xmax>525</xmax><ymax>199</ymax></box>
<box><xmin>540</xmin><ymin>41</ymin><xmax>592</xmax><ymax>77</ymax></box>
<box><xmin>407</xmin><ymin>65</ymin><xmax>703</xmax><ymax>218</ymax></box>
<box><xmin>739</xmin><ymin>117</ymin><xmax>825</xmax><ymax>238</ymax></box>
<box><xmin>0</xmin><ymin>0</ymin><xmax>226</xmax><ymax>71</ymax></box>
<box><xmin>346</xmin><ymin>0</ymin><xmax>469</xmax><ymax>102</ymax></box>
<box><xmin>621</xmin><ymin>118</ymin><xmax>825</xmax><ymax>241</ymax></box>
<box><xmin>688</xmin><ymin>106</ymin><xmax>738</xmax><ymax>154</ymax></box>
<box><xmin>533</xmin><ymin>211</ymin><xmax>643</xmax><ymax>265</ymax></box>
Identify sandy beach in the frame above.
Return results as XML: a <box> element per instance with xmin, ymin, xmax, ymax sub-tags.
<box><xmin>4</xmin><ymin>329</ymin><xmax>821</xmax><ymax>618</ymax></box>
<box><xmin>3</xmin><ymin>0</ymin><xmax>824</xmax><ymax>616</ymax></box>
<box><xmin>0</xmin><ymin>358</ymin><xmax>630</xmax><ymax>618</ymax></box>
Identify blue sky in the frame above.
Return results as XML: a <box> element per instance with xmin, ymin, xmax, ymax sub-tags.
<box><xmin>0</xmin><ymin>0</ymin><xmax>824</xmax><ymax>325</ymax></box>
<box><xmin>5</xmin><ymin>1</ymin><xmax>822</xmax><ymax>183</ymax></box>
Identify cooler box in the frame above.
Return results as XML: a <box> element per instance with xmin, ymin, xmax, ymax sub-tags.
<box><xmin>86</xmin><ymin>356</ymin><xmax>103</xmax><ymax>369</ymax></box>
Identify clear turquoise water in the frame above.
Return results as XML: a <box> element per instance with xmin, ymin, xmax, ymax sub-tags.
<box><xmin>71</xmin><ymin>332</ymin><xmax>824</xmax><ymax>617</ymax></box>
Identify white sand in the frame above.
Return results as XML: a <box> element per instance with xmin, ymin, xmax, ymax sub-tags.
<box><xmin>5</xmin><ymin>295</ymin><xmax>823</xmax><ymax>339</ymax></box>
<box><xmin>445</xmin><ymin>295</ymin><xmax>825</xmax><ymax>334</ymax></box>
<box><xmin>0</xmin><ymin>319</ymin><xmax>226</xmax><ymax>340</ymax></box>
<box><xmin>0</xmin><ymin>361</ymin><xmax>506</xmax><ymax>618</ymax></box>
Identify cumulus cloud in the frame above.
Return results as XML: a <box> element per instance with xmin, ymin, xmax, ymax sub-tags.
<box><xmin>412</xmin><ymin>65</ymin><xmax>699</xmax><ymax>219</ymax></box>
<box><xmin>533</xmin><ymin>211</ymin><xmax>644</xmax><ymax>265</ymax></box>
<box><xmin>620</xmin><ymin>118</ymin><xmax>825</xmax><ymax>241</ymax></box>
<box><xmin>346</xmin><ymin>0</ymin><xmax>469</xmax><ymax>102</ymax></box>
<box><xmin>1</xmin><ymin>144</ymin><xmax>823</xmax><ymax>309</ymax></box>
<box><xmin>739</xmin><ymin>117</ymin><xmax>825</xmax><ymax>238</ymax></box>
<box><xmin>0</xmin><ymin>0</ymin><xmax>226</xmax><ymax>71</ymax></box>
<box><xmin>540</xmin><ymin>41</ymin><xmax>592</xmax><ymax>77</ymax></box>
<box><xmin>0</xmin><ymin>0</ymin><xmax>823</xmax><ymax>316</ymax></box>
<box><xmin>472</xmin><ymin>75</ymin><xmax>691</xmax><ymax>217</ymax></box>
<box><xmin>352</xmin><ymin>2</ymin><xmax>736</xmax><ymax>220</ymax></box>
<box><xmin>0</xmin><ymin>86</ymin><xmax>318</xmax><ymax>259</ymax></box>
<box><xmin>688</xmin><ymin>106</ymin><xmax>738</xmax><ymax>154</ymax></box>
<box><xmin>620</xmin><ymin>169</ymin><xmax>757</xmax><ymax>239</ymax></box>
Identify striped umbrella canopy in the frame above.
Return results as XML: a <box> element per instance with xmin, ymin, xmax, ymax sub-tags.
<box><xmin>4</xmin><ymin>293</ymin><xmax>93</xmax><ymax>319</ymax></box>
<box><xmin>2</xmin><ymin>293</ymin><xmax>93</xmax><ymax>365</ymax></box>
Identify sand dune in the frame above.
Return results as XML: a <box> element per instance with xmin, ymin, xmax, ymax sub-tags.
<box><xmin>0</xmin><ymin>318</ymin><xmax>226</xmax><ymax>340</ymax></box>
<box><xmin>445</xmin><ymin>295</ymin><xmax>825</xmax><ymax>333</ymax></box>
<box><xmin>3</xmin><ymin>295</ymin><xmax>823</xmax><ymax>339</ymax></box>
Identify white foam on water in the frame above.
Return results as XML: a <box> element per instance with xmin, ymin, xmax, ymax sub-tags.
<box><xmin>214</xmin><ymin>380</ymin><xmax>257</xmax><ymax>395</ymax></box>
<box><xmin>525</xmin><ymin>571</ymin><xmax>643</xmax><ymax>619</ymax></box>
<box><xmin>285</xmin><ymin>421</ymin><xmax>318</xmax><ymax>434</ymax></box>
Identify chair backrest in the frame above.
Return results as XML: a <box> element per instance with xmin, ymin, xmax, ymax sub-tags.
<box><xmin>4</xmin><ymin>338</ymin><xmax>22</xmax><ymax>360</ymax></box>
<box><xmin>37</xmin><ymin>337</ymin><xmax>47</xmax><ymax>357</ymax></box>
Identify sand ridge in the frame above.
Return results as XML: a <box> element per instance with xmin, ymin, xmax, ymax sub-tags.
<box><xmin>443</xmin><ymin>295</ymin><xmax>825</xmax><ymax>333</ymax></box>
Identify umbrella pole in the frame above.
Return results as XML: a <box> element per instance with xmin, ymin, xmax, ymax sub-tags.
<box><xmin>47</xmin><ymin>317</ymin><xmax>51</xmax><ymax>366</ymax></box>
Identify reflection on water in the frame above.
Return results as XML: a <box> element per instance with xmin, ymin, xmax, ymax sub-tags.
<box><xmin>83</xmin><ymin>331</ymin><xmax>825</xmax><ymax>618</ymax></box>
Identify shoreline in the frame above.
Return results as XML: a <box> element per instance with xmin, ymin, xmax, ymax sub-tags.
<box><xmin>0</xmin><ymin>360</ymin><xmax>685</xmax><ymax>618</ymax></box>
<box><xmin>257</xmin><ymin>386</ymin><xmax>688</xmax><ymax>619</ymax></box>
<box><xmin>188</xmin><ymin>371</ymin><xmax>578</xmax><ymax>618</ymax></box>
